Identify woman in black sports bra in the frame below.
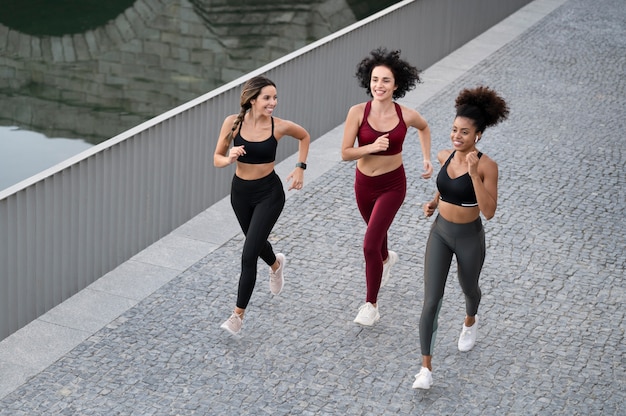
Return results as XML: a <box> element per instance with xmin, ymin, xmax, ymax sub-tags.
<box><xmin>412</xmin><ymin>86</ymin><xmax>509</xmax><ymax>390</ymax></box>
<box><xmin>213</xmin><ymin>76</ymin><xmax>310</xmax><ymax>336</ymax></box>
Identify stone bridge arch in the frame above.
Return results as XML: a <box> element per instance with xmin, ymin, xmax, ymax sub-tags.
<box><xmin>0</xmin><ymin>0</ymin><xmax>358</xmax><ymax>143</ymax></box>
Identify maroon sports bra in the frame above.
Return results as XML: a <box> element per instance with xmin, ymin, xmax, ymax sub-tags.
<box><xmin>357</xmin><ymin>101</ymin><xmax>407</xmax><ymax>155</ymax></box>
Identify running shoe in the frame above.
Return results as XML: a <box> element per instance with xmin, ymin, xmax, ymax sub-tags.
<box><xmin>412</xmin><ymin>367</ymin><xmax>433</xmax><ymax>389</ymax></box>
<box><xmin>381</xmin><ymin>250</ymin><xmax>398</xmax><ymax>287</ymax></box>
<box><xmin>269</xmin><ymin>253</ymin><xmax>286</xmax><ymax>295</ymax></box>
<box><xmin>353</xmin><ymin>302</ymin><xmax>380</xmax><ymax>326</ymax></box>
<box><xmin>220</xmin><ymin>312</ymin><xmax>243</xmax><ymax>336</ymax></box>
<box><xmin>458</xmin><ymin>316</ymin><xmax>479</xmax><ymax>352</ymax></box>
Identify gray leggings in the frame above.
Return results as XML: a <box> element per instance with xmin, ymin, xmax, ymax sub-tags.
<box><xmin>419</xmin><ymin>215</ymin><xmax>485</xmax><ymax>356</ymax></box>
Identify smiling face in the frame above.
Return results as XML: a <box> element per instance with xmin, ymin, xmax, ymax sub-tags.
<box><xmin>250</xmin><ymin>85</ymin><xmax>278</xmax><ymax>116</ymax></box>
<box><xmin>451</xmin><ymin>116</ymin><xmax>481</xmax><ymax>150</ymax></box>
<box><xmin>370</xmin><ymin>65</ymin><xmax>397</xmax><ymax>101</ymax></box>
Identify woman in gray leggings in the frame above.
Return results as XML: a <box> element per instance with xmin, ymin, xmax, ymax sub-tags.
<box><xmin>412</xmin><ymin>86</ymin><xmax>509</xmax><ymax>389</ymax></box>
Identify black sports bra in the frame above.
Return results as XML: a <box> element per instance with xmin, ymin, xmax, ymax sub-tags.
<box><xmin>437</xmin><ymin>150</ymin><xmax>482</xmax><ymax>207</ymax></box>
<box><xmin>233</xmin><ymin>118</ymin><xmax>278</xmax><ymax>164</ymax></box>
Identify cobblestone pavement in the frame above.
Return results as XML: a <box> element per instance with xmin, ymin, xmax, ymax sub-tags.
<box><xmin>1</xmin><ymin>0</ymin><xmax>624</xmax><ymax>414</ymax></box>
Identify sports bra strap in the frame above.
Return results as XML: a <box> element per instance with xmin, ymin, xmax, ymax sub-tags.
<box><xmin>363</xmin><ymin>101</ymin><xmax>372</xmax><ymax>120</ymax></box>
<box><xmin>238</xmin><ymin>116</ymin><xmax>275</xmax><ymax>134</ymax></box>
<box><xmin>443</xmin><ymin>150</ymin><xmax>483</xmax><ymax>167</ymax></box>
<box><xmin>362</xmin><ymin>101</ymin><xmax>403</xmax><ymax>127</ymax></box>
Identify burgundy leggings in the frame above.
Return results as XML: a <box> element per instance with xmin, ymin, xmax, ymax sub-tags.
<box><xmin>354</xmin><ymin>165</ymin><xmax>406</xmax><ymax>303</ymax></box>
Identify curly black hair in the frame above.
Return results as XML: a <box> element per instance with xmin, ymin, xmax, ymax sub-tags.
<box><xmin>455</xmin><ymin>86</ymin><xmax>510</xmax><ymax>133</ymax></box>
<box><xmin>355</xmin><ymin>47</ymin><xmax>422</xmax><ymax>100</ymax></box>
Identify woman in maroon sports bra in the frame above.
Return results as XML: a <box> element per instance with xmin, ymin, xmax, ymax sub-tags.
<box><xmin>341</xmin><ymin>48</ymin><xmax>433</xmax><ymax>327</ymax></box>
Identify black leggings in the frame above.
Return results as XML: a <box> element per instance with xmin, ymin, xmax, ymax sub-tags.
<box><xmin>230</xmin><ymin>171</ymin><xmax>285</xmax><ymax>309</ymax></box>
<box><xmin>420</xmin><ymin>215</ymin><xmax>485</xmax><ymax>356</ymax></box>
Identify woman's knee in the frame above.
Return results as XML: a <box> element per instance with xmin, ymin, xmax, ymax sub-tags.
<box><xmin>421</xmin><ymin>298</ymin><xmax>441</xmax><ymax>319</ymax></box>
<box><xmin>362</xmin><ymin>240</ymin><xmax>381</xmax><ymax>259</ymax></box>
<box><xmin>241</xmin><ymin>250</ymin><xmax>258</xmax><ymax>269</ymax></box>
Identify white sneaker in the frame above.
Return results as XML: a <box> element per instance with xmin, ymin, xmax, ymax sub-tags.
<box><xmin>220</xmin><ymin>312</ymin><xmax>243</xmax><ymax>336</ymax></box>
<box><xmin>353</xmin><ymin>302</ymin><xmax>380</xmax><ymax>326</ymax></box>
<box><xmin>381</xmin><ymin>250</ymin><xmax>398</xmax><ymax>287</ymax></box>
<box><xmin>412</xmin><ymin>367</ymin><xmax>433</xmax><ymax>389</ymax></box>
<box><xmin>458</xmin><ymin>316</ymin><xmax>478</xmax><ymax>352</ymax></box>
<box><xmin>269</xmin><ymin>253</ymin><xmax>285</xmax><ymax>295</ymax></box>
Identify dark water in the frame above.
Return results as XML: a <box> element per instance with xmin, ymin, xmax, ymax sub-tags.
<box><xmin>0</xmin><ymin>0</ymin><xmax>397</xmax><ymax>191</ymax></box>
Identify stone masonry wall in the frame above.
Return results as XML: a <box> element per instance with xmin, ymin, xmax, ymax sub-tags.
<box><xmin>0</xmin><ymin>0</ymin><xmax>356</xmax><ymax>142</ymax></box>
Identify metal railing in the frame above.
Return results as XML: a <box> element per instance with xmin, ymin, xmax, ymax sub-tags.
<box><xmin>0</xmin><ymin>0</ymin><xmax>532</xmax><ymax>340</ymax></box>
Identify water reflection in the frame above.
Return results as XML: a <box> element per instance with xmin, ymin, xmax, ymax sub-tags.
<box><xmin>0</xmin><ymin>126</ymin><xmax>92</xmax><ymax>191</ymax></box>
<box><xmin>0</xmin><ymin>0</ymin><xmax>397</xmax><ymax>190</ymax></box>
<box><xmin>0</xmin><ymin>0</ymin><xmax>136</xmax><ymax>36</ymax></box>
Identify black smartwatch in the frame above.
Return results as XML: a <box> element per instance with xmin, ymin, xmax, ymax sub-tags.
<box><xmin>295</xmin><ymin>162</ymin><xmax>307</xmax><ymax>170</ymax></box>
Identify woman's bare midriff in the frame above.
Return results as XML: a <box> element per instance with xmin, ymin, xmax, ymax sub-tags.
<box><xmin>438</xmin><ymin>200</ymin><xmax>480</xmax><ymax>224</ymax></box>
<box><xmin>356</xmin><ymin>154</ymin><xmax>403</xmax><ymax>176</ymax></box>
<box><xmin>235</xmin><ymin>162</ymin><xmax>275</xmax><ymax>180</ymax></box>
